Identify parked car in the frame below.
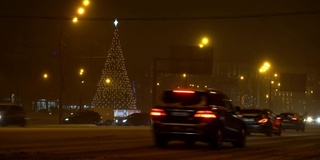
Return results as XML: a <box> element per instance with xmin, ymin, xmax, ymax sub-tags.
<box><xmin>63</xmin><ymin>110</ymin><xmax>103</xmax><ymax>125</ymax></box>
<box><xmin>118</xmin><ymin>113</ymin><xmax>151</xmax><ymax>126</ymax></box>
<box><xmin>150</xmin><ymin>89</ymin><xmax>247</xmax><ymax>149</ymax></box>
<box><xmin>280</xmin><ymin>112</ymin><xmax>305</xmax><ymax>131</ymax></box>
<box><xmin>238</xmin><ymin>108</ymin><xmax>282</xmax><ymax>136</ymax></box>
<box><xmin>0</xmin><ymin>103</ymin><xmax>27</xmax><ymax>127</ymax></box>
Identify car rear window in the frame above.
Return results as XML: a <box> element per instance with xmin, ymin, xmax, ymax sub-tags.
<box><xmin>280</xmin><ymin>113</ymin><xmax>294</xmax><ymax>119</ymax></box>
<box><xmin>162</xmin><ymin>90</ymin><xmax>205</xmax><ymax>105</ymax></box>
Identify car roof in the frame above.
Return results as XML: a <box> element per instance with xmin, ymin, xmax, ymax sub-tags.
<box><xmin>164</xmin><ymin>88</ymin><xmax>223</xmax><ymax>93</ymax></box>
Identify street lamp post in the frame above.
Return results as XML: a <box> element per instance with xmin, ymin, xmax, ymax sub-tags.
<box><xmin>199</xmin><ymin>37</ymin><xmax>214</xmax><ymax>76</ymax></box>
<box><xmin>56</xmin><ymin>0</ymin><xmax>90</xmax><ymax>124</ymax></box>
<box><xmin>257</xmin><ymin>62</ymin><xmax>271</xmax><ymax>108</ymax></box>
<box><xmin>43</xmin><ymin>73</ymin><xmax>49</xmax><ymax>110</ymax></box>
<box><xmin>182</xmin><ymin>73</ymin><xmax>187</xmax><ymax>88</ymax></box>
<box><xmin>79</xmin><ymin>69</ymin><xmax>84</xmax><ymax>111</ymax></box>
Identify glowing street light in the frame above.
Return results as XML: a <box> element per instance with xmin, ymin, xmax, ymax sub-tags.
<box><xmin>106</xmin><ymin>78</ymin><xmax>111</xmax><ymax>84</ymax></box>
<box><xmin>72</xmin><ymin>0</ymin><xmax>91</xmax><ymax>23</ymax></box>
<box><xmin>199</xmin><ymin>37</ymin><xmax>210</xmax><ymax>48</ymax></box>
<box><xmin>43</xmin><ymin>73</ymin><xmax>48</xmax><ymax>79</ymax></box>
<box><xmin>182</xmin><ymin>73</ymin><xmax>187</xmax><ymax>78</ymax></box>
<box><xmin>79</xmin><ymin>68</ymin><xmax>84</xmax><ymax>76</ymax></box>
<box><xmin>259</xmin><ymin>62</ymin><xmax>271</xmax><ymax>73</ymax></box>
<box><xmin>202</xmin><ymin>37</ymin><xmax>209</xmax><ymax>45</ymax></box>
<box><xmin>77</xmin><ymin>7</ymin><xmax>85</xmax><ymax>15</ymax></box>
<box><xmin>72</xmin><ymin>17</ymin><xmax>78</xmax><ymax>23</ymax></box>
<box><xmin>83</xmin><ymin>0</ymin><xmax>90</xmax><ymax>6</ymax></box>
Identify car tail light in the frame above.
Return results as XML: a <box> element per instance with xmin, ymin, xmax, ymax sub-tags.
<box><xmin>150</xmin><ymin>108</ymin><xmax>167</xmax><ymax>116</ymax></box>
<box><xmin>173</xmin><ymin>90</ymin><xmax>195</xmax><ymax>94</ymax></box>
<box><xmin>194</xmin><ymin>110</ymin><xmax>217</xmax><ymax>118</ymax></box>
<box><xmin>100</xmin><ymin>116</ymin><xmax>103</xmax><ymax>120</ymax></box>
<box><xmin>291</xmin><ymin>117</ymin><xmax>298</xmax><ymax>121</ymax></box>
<box><xmin>276</xmin><ymin>117</ymin><xmax>282</xmax><ymax>120</ymax></box>
<box><xmin>258</xmin><ymin>118</ymin><xmax>268</xmax><ymax>123</ymax></box>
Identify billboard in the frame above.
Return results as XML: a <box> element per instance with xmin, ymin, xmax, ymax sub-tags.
<box><xmin>280</xmin><ymin>73</ymin><xmax>307</xmax><ymax>92</ymax></box>
<box><xmin>154</xmin><ymin>45</ymin><xmax>213</xmax><ymax>75</ymax></box>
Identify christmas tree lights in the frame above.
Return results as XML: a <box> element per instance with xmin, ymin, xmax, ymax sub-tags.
<box><xmin>91</xmin><ymin>19</ymin><xmax>136</xmax><ymax>109</ymax></box>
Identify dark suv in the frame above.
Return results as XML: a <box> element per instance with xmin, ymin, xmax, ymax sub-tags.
<box><xmin>0</xmin><ymin>103</ymin><xmax>27</xmax><ymax>127</ymax></box>
<box><xmin>150</xmin><ymin>89</ymin><xmax>246</xmax><ymax>149</ymax></box>
<box><xmin>63</xmin><ymin>110</ymin><xmax>103</xmax><ymax>125</ymax></box>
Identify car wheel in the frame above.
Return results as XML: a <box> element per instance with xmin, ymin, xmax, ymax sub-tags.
<box><xmin>1</xmin><ymin>120</ymin><xmax>7</xmax><ymax>127</ymax></box>
<box><xmin>275</xmin><ymin>128</ymin><xmax>282</xmax><ymax>136</ymax></box>
<box><xmin>266</xmin><ymin>129</ymin><xmax>273</xmax><ymax>137</ymax></box>
<box><xmin>301</xmin><ymin>125</ymin><xmax>305</xmax><ymax>132</ymax></box>
<box><xmin>0</xmin><ymin>122</ymin><xmax>5</xmax><ymax>127</ymax></box>
<box><xmin>209</xmin><ymin>128</ymin><xmax>223</xmax><ymax>149</ymax></box>
<box><xmin>154</xmin><ymin>134</ymin><xmax>168</xmax><ymax>148</ymax></box>
<box><xmin>233</xmin><ymin>128</ymin><xmax>246</xmax><ymax>148</ymax></box>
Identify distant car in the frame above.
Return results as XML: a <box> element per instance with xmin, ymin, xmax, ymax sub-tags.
<box><xmin>280</xmin><ymin>112</ymin><xmax>305</xmax><ymax>131</ymax></box>
<box><xmin>150</xmin><ymin>89</ymin><xmax>247</xmax><ymax>149</ymax></box>
<box><xmin>0</xmin><ymin>103</ymin><xmax>27</xmax><ymax>127</ymax></box>
<box><xmin>238</xmin><ymin>108</ymin><xmax>282</xmax><ymax>136</ymax></box>
<box><xmin>63</xmin><ymin>110</ymin><xmax>103</xmax><ymax>125</ymax></box>
<box><xmin>119</xmin><ymin>113</ymin><xmax>151</xmax><ymax>126</ymax></box>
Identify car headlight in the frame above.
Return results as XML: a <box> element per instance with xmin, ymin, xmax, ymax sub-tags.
<box><xmin>306</xmin><ymin>116</ymin><xmax>314</xmax><ymax>123</ymax></box>
<box><xmin>64</xmin><ymin>118</ymin><xmax>69</xmax><ymax>121</ymax></box>
<box><xmin>316</xmin><ymin>117</ymin><xmax>320</xmax><ymax>123</ymax></box>
<box><xmin>122</xmin><ymin>119</ymin><xmax>127</xmax><ymax>123</ymax></box>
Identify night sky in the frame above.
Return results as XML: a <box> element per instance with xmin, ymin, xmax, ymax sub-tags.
<box><xmin>1</xmin><ymin>0</ymin><xmax>320</xmax><ymax>109</ymax></box>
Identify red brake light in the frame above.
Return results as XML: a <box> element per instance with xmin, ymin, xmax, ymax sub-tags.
<box><xmin>277</xmin><ymin>117</ymin><xmax>282</xmax><ymax>120</ymax></box>
<box><xmin>173</xmin><ymin>90</ymin><xmax>195</xmax><ymax>94</ymax></box>
<box><xmin>100</xmin><ymin>116</ymin><xmax>103</xmax><ymax>120</ymax></box>
<box><xmin>258</xmin><ymin>118</ymin><xmax>268</xmax><ymax>123</ymax></box>
<box><xmin>150</xmin><ymin>108</ymin><xmax>166</xmax><ymax>116</ymax></box>
<box><xmin>291</xmin><ymin>117</ymin><xmax>298</xmax><ymax>121</ymax></box>
<box><xmin>194</xmin><ymin>110</ymin><xmax>216</xmax><ymax>118</ymax></box>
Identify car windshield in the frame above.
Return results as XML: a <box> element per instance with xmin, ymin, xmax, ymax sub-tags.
<box><xmin>162</xmin><ymin>90</ymin><xmax>205</xmax><ymax>105</ymax></box>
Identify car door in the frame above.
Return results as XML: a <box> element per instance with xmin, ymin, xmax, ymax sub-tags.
<box><xmin>223</xmin><ymin>101</ymin><xmax>243</xmax><ymax>137</ymax></box>
<box><xmin>269</xmin><ymin>110</ymin><xmax>281</xmax><ymax>131</ymax></box>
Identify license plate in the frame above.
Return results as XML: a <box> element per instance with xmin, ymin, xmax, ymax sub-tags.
<box><xmin>171</xmin><ymin>112</ymin><xmax>189</xmax><ymax>116</ymax></box>
<box><xmin>243</xmin><ymin>118</ymin><xmax>255</xmax><ymax>122</ymax></box>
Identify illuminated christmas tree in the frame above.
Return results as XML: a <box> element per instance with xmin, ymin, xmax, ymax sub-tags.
<box><xmin>91</xmin><ymin>19</ymin><xmax>136</xmax><ymax>109</ymax></box>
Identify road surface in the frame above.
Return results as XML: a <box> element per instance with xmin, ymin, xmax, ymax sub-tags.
<box><xmin>1</xmin><ymin>124</ymin><xmax>320</xmax><ymax>160</ymax></box>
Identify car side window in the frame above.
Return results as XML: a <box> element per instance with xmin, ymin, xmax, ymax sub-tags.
<box><xmin>207</xmin><ymin>93</ymin><xmax>224</xmax><ymax>106</ymax></box>
<box><xmin>223</xmin><ymin>100</ymin><xmax>234</xmax><ymax>110</ymax></box>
